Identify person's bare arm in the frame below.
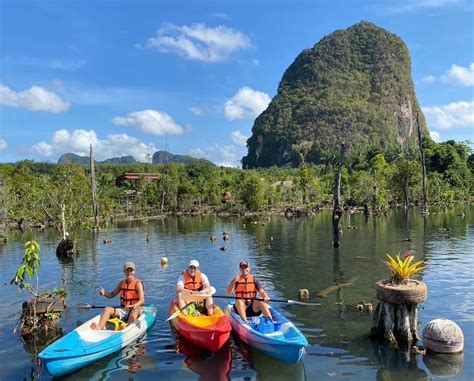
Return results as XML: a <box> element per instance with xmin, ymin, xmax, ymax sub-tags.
<box><xmin>226</xmin><ymin>275</ymin><xmax>239</xmax><ymax>295</ymax></box>
<box><xmin>100</xmin><ymin>282</ymin><xmax>121</xmax><ymax>298</ymax></box>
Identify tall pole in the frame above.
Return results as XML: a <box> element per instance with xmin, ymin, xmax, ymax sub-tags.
<box><xmin>90</xmin><ymin>144</ymin><xmax>99</xmax><ymax>232</ymax></box>
<box><xmin>332</xmin><ymin>143</ymin><xmax>345</xmax><ymax>248</ymax></box>
<box><xmin>416</xmin><ymin>112</ymin><xmax>428</xmax><ymax>214</ymax></box>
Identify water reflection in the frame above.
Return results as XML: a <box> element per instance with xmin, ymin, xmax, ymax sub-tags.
<box><xmin>0</xmin><ymin>204</ymin><xmax>472</xmax><ymax>380</ymax></box>
<box><xmin>176</xmin><ymin>337</ymin><xmax>232</xmax><ymax>381</ymax></box>
<box><xmin>423</xmin><ymin>352</ymin><xmax>464</xmax><ymax>377</ymax></box>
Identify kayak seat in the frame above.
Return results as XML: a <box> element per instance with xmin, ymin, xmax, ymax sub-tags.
<box><xmin>105</xmin><ymin>318</ymin><xmax>128</xmax><ymax>331</ymax></box>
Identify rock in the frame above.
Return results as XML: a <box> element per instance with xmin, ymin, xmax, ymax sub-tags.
<box><xmin>422</xmin><ymin>319</ymin><xmax>464</xmax><ymax>354</ymax></box>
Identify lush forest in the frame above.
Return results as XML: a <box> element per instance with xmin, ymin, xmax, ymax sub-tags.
<box><xmin>243</xmin><ymin>21</ymin><xmax>428</xmax><ymax>168</ymax></box>
<box><xmin>0</xmin><ymin>139</ymin><xmax>472</xmax><ymax>233</ymax></box>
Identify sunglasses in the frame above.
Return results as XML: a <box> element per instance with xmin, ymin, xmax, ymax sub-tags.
<box><xmin>240</xmin><ymin>264</ymin><xmax>248</xmax><ymax>269</ymax></box>
<box><xmin>188</xmin><ymin>266</ymin><xmax>197</xmax><ymax>270</ymax></box>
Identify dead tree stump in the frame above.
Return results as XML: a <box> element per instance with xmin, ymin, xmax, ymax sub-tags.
<box><xmin>371</xmin><ymin>279</ymin><xmax>427</xmax><ymax>347</ymax></box>
<box><xmin>56</xmin><ymin>238</ymin><xmax>78</xmax><ymax>259</ymax></box>
<box><xmin>19</xmin><ymin>296</ymin><xmax>66</xmax><ymax>346</ymax></box>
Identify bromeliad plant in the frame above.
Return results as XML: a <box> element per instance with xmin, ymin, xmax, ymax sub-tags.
<box><xmin>384</xmin><ymin>251</ymin><xmax>426</xmax><ymax>283</ymax></box>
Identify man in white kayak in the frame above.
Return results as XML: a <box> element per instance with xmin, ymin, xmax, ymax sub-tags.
<box><xmin>91</xmin><ymin>261</ymin><xmax>145</xmax><ymax>330</ymax></box>
<box><xmin>226</xmin><ymin>260</ymin><xmax>272</xmax><ymax>323</ymax></box>
<box><xmin>176</xmin><ymin>259</ymin><xmax>214</xmax><ymax>316</ymax></box>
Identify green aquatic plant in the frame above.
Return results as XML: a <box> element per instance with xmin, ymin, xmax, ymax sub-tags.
<box><xmin>384</xmin><ymin>251</ymin><xmax>426</xmax><ymax>282</ymax></box>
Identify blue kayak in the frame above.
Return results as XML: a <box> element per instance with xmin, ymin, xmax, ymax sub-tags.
<box><xmin>38</xmin><ymin>304</ymin><xmax>157</xmax><ymax>377</ymax></box>
<box><xmin>225</xmin><ymin>302</ymin><xmax>308</xmax><ymax>363</ymax></box>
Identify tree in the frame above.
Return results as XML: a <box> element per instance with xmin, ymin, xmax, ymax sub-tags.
<box><xmin>240</xmin><ymin>173</ymin><xmax>267</xmax><ymax>211</ymax></box>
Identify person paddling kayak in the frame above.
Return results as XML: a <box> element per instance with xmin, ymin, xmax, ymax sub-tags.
<box><xmin>176</xmin><ymin>260</ymin><xmax>214</xmax><ymax>316</ymax></box>
<box><xmin>226</xmin><ymin>260</ymin><xmax>272</xmax><ymax>323</ymax></box>
<box><xmin>91</xmin><ymin>261</ymin><xmax>145</xmax><ymax>330</ymax></box>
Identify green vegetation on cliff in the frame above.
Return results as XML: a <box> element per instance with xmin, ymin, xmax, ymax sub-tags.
<box><xmin>243</xmin><ymin>21</ymin><xmax>428</xmax><ymax>168</ymax></box>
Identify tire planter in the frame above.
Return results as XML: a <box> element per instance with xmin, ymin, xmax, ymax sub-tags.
<box><xmin>376</xmin><ymin>279</ymin><xmax>427</xmax><ymax>305</ymax></box>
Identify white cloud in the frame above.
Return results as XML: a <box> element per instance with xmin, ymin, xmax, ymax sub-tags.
<box><xmin>224</xmin><ymin>86</ymin><xmax>271</xmax><ymax>120</ymax></box>
<box><xmin>421</xmin><ymin>75</ymin><xmax>436</xmax><ymax>84</ymax></box>
<box><xmin>441</xmin><ymin>63</ymin><xmax>474</xmax><ymax>86</ymax></box>
<box><xmin>189</xmin><ymin>148</ymin><xmax>205</xmax><ymax>158</ymax></box>
<box><xmin>0</xmin><ymin>139</ymin><xmax>7</xmax><ymax>152</ymax></box>
<box><xmin>3</xmin><ymin>55</ymin><xmax>86</xmax><ymax>71</ymax></box>
<box><xmin>429</xmin><ymin>131</ymin><xmax>441</xmax><ymax>142</ymax></box>
<box><xmin>231</xmin><ymin>130</ymin><xmax>248</xmax><ymax>146</ymax></box>
<box><xmin>113</xmin><ymin>109</ymin><xmax>183</xmax><ymax>136</ymax></box>
<box><xmin>381</xmin><ymin>0</ymin><xmax>465</xmax><ymax>14</ymax></box>
<box><xmin>189</xmin><ymin>144</ymin><xmax>242</xmax><ymax>167</ymax></box>
<box><xmin>146</xmin><ymin>23</ymin><xmax>251</xmax><ymax>63</ymax></box>
<box><xmin>189</xmin><ymin>106</ymin><xmax>204</xmax><ymax>116</ymax></box>
<box><xmin>32</xmin><ymin>129</ymin><xmax>157</xmax><ymax>162</ymax></box>
<box><xmin>422</xmin><ymin>100</ymin><xmax>474</xmax><ymax>129</ymax></box>
<box><xmin>0</xmin><ymin>84</ymin><xmax>70</xmax><ymax>113</ymax></box>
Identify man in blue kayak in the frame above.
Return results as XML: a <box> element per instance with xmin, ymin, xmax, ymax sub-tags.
<box><xmin>176</xmin><ymin>259</ymin><xmax>214</xmax><ymax>316</ymax></box>
<box><xmin>226</xmin><ymin>260</ymin><xmax>272</xmax><ymax>323</ymax></box>
<box><xmin>91</xmin><ymin>261</ymin><xmax>145</xmax><ymax>330</ymax></box>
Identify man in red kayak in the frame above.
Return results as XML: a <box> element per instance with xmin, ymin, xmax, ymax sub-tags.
<box><xmin>176</xmin><ymin>259</ymin><xmax>214</xmax><ymax>316</ymax></box>
<box><xmin>226</xmin><ymin>260</ymin><xmax>272</xmax><ymax>323</ymax></box>
<box><xmin>91</xmin><ymin>261</ymin><xmax>145</xmax><ymax>330</ymax></box>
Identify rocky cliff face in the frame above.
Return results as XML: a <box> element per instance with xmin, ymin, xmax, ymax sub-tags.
<box><xmin>242</xmin><ymin>21</ymin><xmax>428</xmax><ymax>168</ymax></box>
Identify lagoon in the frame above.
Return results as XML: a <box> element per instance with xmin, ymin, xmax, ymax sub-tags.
<box><xmin>0</xmin><ymin>205</ymin><xmax>472</xmax><ymax>380</ymax></box>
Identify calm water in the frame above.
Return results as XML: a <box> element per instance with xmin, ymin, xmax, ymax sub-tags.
<box><xmin>0</xmin><ymin>205</ymin><xmax>472</xmax><ymax>381</ymax></box>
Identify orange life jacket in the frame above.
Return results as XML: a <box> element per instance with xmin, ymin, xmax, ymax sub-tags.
<box><xmin>119</xmin><ymin>278</ymin><xmax>143</xmax><ymax>307</ymax></box>
<box><xmin>235</xmin><ymin>275</ymin><xmax>257</xmax><ymax>302</ymax></box>
<box><xmin>183</xmin><ymin>270</ymin><xmax>203</xmax><ymax>291</ymax></box>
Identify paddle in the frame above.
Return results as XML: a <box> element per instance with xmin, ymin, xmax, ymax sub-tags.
<box><xmin>76</xmin><ymin>303</ymin><xmax>121</xmax><ymax>310</ymax></box>
<box><xmin>166</xmin><ymin>301</ymin><xmax>195</xmax><ymax>322</ymax></box>
<box><xmin>211</xmin><ymin>295</ymin><xmax>321</xmax><ymax>306</ymax></box>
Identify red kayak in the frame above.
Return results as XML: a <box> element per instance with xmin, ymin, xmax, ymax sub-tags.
<box><xmin>168</xmin><ymin>299</ymin><xmax>231</xmax><ymax>351</ymax></box>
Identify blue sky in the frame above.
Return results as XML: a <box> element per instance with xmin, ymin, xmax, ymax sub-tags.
<box><xmin>0</xmin><ymin>0</ymin><xmax>473</xmax><ymax>166</ymax></box>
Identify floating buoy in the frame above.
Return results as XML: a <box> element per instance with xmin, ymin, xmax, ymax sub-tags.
<box><xmin>160</xmin><ymin>257</ymin><xmax>169</xmax><ymax>266</ymax></box>
<box><xmin>298</xmin><ymin>289</ymin><xmax>309</xmax><ymax>299</ymax></box>
<box><xmin>423</xmin><ymin>319</ymin><xmax>464</xmax><ymax>353</ymax></box>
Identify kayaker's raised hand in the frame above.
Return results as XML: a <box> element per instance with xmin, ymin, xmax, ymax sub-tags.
<box><xmin>99</xmin><ymin>287</ymin><xmax>105</xmax><ymax>297</ymax></box>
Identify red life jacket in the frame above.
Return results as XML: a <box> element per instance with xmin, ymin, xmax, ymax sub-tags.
<box><xmin>119</xmin><ymin>278</ymin><xmax>143</xmax><ymax>307</ymax></box>
<box><xmin>183</xmin><ymin>270</ymin><xmax>203</xmax><ymax>291</ymax></box>
<box><xmin>235</xmin><ymin>275</ymin><xmax>257</xmax><ymax>302</ymax></box>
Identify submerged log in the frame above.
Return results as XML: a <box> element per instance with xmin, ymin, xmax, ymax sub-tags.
<box><xmin>371</xmin><ymin>279</ymin><xmax>427</xmax><ymax>347</ymax></box>
<box><xmin>317</xmin><ymin>276</ymin><xmax>360</xmax><ymax>298</ymax></box>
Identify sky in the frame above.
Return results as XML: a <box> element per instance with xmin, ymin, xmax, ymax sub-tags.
<box><xmin>0</xmin><ymin>0</ymin><xmax>473</xmax><ymax>167</ymax></box>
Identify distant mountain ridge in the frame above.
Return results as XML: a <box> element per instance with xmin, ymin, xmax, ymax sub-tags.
<box><xmin>58</xmin><ymin>153</ymin><xmax>137</xmax><ymax>164</ymax></box>
<box><xmin>152</xmin><ymin>151</ymin><xmax>211</xmax><ymax>165</ymax></box>
<box><xmin>57</xmin><ymin>151</ymin><xmax>211</xmax><ymax>165</ymax></box>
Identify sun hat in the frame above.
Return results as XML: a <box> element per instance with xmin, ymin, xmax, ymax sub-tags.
<box><xmin>239</xmin><ymin>260</ymin><xmax>249</xmax><ymax>268</ymax></box>
<box><xmin>188</xmin><ymin>259</ymin><xmax>200</xmax><ymax>268</ymax></box>
<box><xmin>123</xmin><ymin>262</ymin><xmax>136</xmax><ymax>271</ymax></box>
